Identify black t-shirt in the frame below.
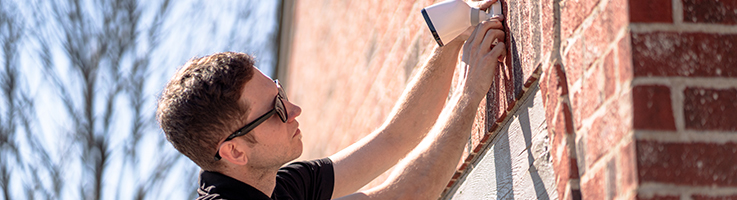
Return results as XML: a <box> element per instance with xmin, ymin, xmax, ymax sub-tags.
<box><xmin>197</xmin><ymin>158</ymin><xmax>335</xmax><ymax>200</ymax></box>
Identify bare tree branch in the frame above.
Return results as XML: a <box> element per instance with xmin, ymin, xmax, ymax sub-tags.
<box><xmin>3</xmin><ymin>0</ymin><xmax>277</xmax><ymax>199</ymax></box>
<box><xmin>1</xmin><ymin>0</ymin><xmax>28</xmax><ymax>199</ymax></box>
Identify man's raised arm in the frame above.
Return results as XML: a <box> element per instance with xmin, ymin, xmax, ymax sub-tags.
<box><xmin>327</xmin><ymin>27</ymin><xmax>464</xmax><ymax>198</ymax></box>
<box><xmin>336</xmin><ymin>18</ymin><xmax>506</xmax><ymax>199</ymax></box>
<box><xmin>328</xmin><ymin>1</ymin><xmax>504</xmax><ymax>198</ymax></box>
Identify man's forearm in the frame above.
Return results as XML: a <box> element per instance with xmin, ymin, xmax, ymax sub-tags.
<box><xmin>358</xmin><ymin>89</ymin><xmax>485</xmax><ymax>199</ymax></box>
<box><xmin>380</xmin><ymin>41</ymin><xmax>464</xmax><ymax>142</ymax></box>
<box><xmin>329</xmin><ymin>41</ymin><xmax>465</xmax><ymax>197</ymax></box>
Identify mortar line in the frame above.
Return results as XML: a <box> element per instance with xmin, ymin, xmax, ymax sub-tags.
<box><xmin>632</xmin><ymin>77</ymin><xmax>737</xmax><ymax>88</ymax></box>
<box><xmin>635</xmin><ymin>130</ymin><xmax>737</xmax><ymax>143</ymax></box>
<box><xmin>671</xmin><ymin>81</ymin><xmax>686</xmax><ymax>132</ymax></box>
<box><xmin>579</xmin><ymin>129</ymin><xmax>635</xmax><ymax>185</ymax></box>
<box><xmin>638</xmin><ymin>182</ymin><xmax>737</xmax><ymax>197</ymax></box>
<box><xmin>630</xmin><ymin>23</ymin><xmax>737</xmax><ymax>33</ymax></box>
<box><xmin>672</xmin><ymin>0</ymin><xmax>684</xmax><ymax>24</ymax></box>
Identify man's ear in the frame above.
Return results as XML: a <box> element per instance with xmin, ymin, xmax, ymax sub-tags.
<box><xmin>220</xmin><ymin>140</ymin><xmax>249</xmax><ymax>165</ymax></box>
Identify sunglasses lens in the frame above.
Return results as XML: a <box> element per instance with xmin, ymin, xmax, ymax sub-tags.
<box><xmin>274</xmin><ymin>80</ymin><xmax>289</xmax><ymax>122</ymax></box>
<box><xmin>275</xmin><ymin>99</ymin><xmax>288</xmax><ymax>122</ymax></box>
<box><xmin>276</xmin><ymin>81</ymin><xmax>288</xmax><ymax>101</ymax></box>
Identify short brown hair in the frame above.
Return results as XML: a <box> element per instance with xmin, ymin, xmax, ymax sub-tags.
<box><xmin>157</xmin><ymin>52</ymin><xmax>255</xmax><ymax>170</ymax></box>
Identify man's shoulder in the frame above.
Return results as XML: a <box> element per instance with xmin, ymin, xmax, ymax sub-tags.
<box><xmin>197</xmin><ymin>170</ymin><xmax>271</xmax><ymax>200</ymax></box>
<box><xmin>273</xmin><ymin>158</ymin><xmax>335</xmax><ymax>200</ymax></box>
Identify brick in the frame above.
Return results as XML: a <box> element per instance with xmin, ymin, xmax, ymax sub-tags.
<box><xmin>553</xmin><ymin>155</ymin><xmax>581</xmax><ymax>200</ymax></box>
<box><xmin>606</xmin><ymin>159</ymin><xmax>617</xmax><ymax>200</ymax></box>
<box><xmin>628</xmin><ymin>0</ymin><xmax>672</xmax><ymax>22</ymax></box>
<box><xmin>458</xmin><ymin>162</ymin><xmax>468</xmax><ymax>172</ymax></box>
<box><xmin>575</xmin><ymin>132</ymin><xmax>587</xmax><ymax>175</ymax></box>
<box><xmin>587</xmin><ymin>98</ymin><xmax>628</xmax><ymax>168</ymax></box>
<box><xmin>541</xmin><ymin>0</ymin><xmax>555</xmax><ymax>61</ymax></box>
<box><xmin>550</xmin><ymin>101</ymin><xmax>579</xmax><ymax>200</ymax></box>
<box><xmin>487</xmin><ymin>63</ymin><xmax>516</xmax><ymax>130</ymax></box>
<box><xmin>616</xmin><ymin>34</ymin><xmax>633</xmax><ymax>84</ymax></box>
<box><xmin>465</xmin><ymin>153</ymin><xmax>475</xmax><ymax>163</ymax></box>
<box><xmin>692</xmin><ymin>194</ymin><xmax>737</xmax><ymax>200</ymax></box>
<box><xmin>446</xmin><ymin>180</ymin><xmax>456</xmax><ymax>188</ymax></box>
<box><xmin>618</xmin><ymin>141</ymin><xmax>637</xmax><ymax>192</ymax></box>
<box><xmin>552</xmin><ymin>139</ymin><xmax>575</xmax><ymax>199</ymax></box>
<box><xmin>683</xmin><ymin>0</ymin><xmax>737</xmax><ymax>25</ymax></box>
<box><xmin>579</xmin><ymin>65</ymin><xmax>604</xmax><ymax>120</ymax></box>
<box><xmin>541</xmin><ymin>63</ymin><xmax>569</xmax><ymax>108</ymax></box>
<box><xmin>472</xmin><ymin>143</ymin><xmax>484</xmax><ymax>154</ymax></box>
<box><xmin>560</xmin><ymin>103</ymin><xmax>575</xmax><ymax>136</ymax></box>
<box><xmin>582</xmin><ymin>0</ymin><xmax>629</xmax><ymax>68</ymax></box>
<box><xmin>479</xmin><ymin>132</ymin><xmax>492</xmax><ymax>144</ymax></box>
<box><xmin>632</xmin><ymin>85</ymin><xmax>676</xmax><ymax>131</ymax></box>
<box><xmin>471</xmin><ymin>97</ymin><xmax>488</xmax><ymax>152</ymax></box>
<box><xmin>571</xmin><ymin>89</ymin><xmax>583</xmax><ymax>131</ymax></box>
<box><xmin>550</xmin><ymin>104</ymin><xmax>576</xmax><ymax>171</ymax></box>
<box><xmin>636</xmin><ymin>195</ymin><xmax>681</xmax><ymax>200</ymax></box>
<box><xmin>603</xmin><ymin>52</ymin><xmax>617</xmax><ymax>99</ymax></box>
<box><xmin>503</xmin><ymin>0</ymin><xmax>532</xmax><ymax>98</ymax></box>
<box><xmin>509</xmin><ymin>0</ymin><xmax>542</xmax><ymax>84</ymax></box>
<box><xmin>561</xmin><ymin>0</ymin><xmax>600</xmax><ymax>40</ymax></box>
<box><xmin>581</xmin><ymin>160</ymin><xmax>606</xmax><ymax>200</ymax></box>
<box><xmin>487</xmin><ymin>122</ymin><xmax>499</xmax><ymax>133</ymax></box>
<box><xmin>564</xmin><ymin>36</ymin><xmax>584</xmax><ymax>84</ymax></box>
<box><xmin>451</xmin><ymin>172</ymin><xmax>461</xmax><ymax>180</ymax></box>
<box><xmin>632</xmin><ymin>32</ymin><xmax>737</xmax><ymax>77</ymax></box>
<box><xmin>506</xmin><ymin>64</ymin><xmax>518</xmax><ymax>111</ymax></box>
<box><xmin>524</xmin><ymin>75</ymin><xmax>537</xmax><ymax>89</ymax></box>
<box><xmin>683</xmin><ymin>87</ymin><xmax>737</xmax><ymax>131</ymax></box>
<box><xmin>636</xmin><ymin>140</ymin><xmax>737</xmax><ymax>186</ymax></box>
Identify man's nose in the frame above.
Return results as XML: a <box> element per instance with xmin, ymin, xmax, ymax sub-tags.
<box><xmin>286</xmin><ymin>100</ymin><xmax>301</xmax><ymax>122</ymax></box>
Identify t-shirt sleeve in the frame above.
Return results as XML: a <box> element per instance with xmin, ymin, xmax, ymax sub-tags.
<box><xmin>274</xmin><ymin>158</ymin><xmax>335</xmax><ymax>200</ymax></box>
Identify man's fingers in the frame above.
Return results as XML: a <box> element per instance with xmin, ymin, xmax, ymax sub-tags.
<box><xmin>470</xmin><ymin>20</ymin><xmax>496</xmax><ymax>47</ymax></box>
<box><xmin>487</xmin><ymin>19</ymin><xmax>503</xmax><ymax>29</ymax></box>
<box><xmin>487</xmin><ymin>42</ymin><xmax>507</xmax><ymax>61</ymax></box>
<box><xmin>479</xmin><ymin>29</ymin><xmax>504</xmax><ymax>52</ymax></box>
<box><xmin>474</xmin><ymin>0</ymin><xmax>498</xmax><ymax>10</ymax></box>
<box><xmin>472</xmin><ymin>20</ymin><xmax>502</xmax><ymax>47</ymax></box>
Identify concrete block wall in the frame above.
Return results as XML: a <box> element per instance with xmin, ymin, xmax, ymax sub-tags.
<box><xmin>283</xmin><ymin>0</ymin><xmax>737</xmax><ymax>199</ymax></box>
<box><xmin>445</xmin><ymin>85</ymin><xmax>558</xmax><ymax>200</ymax></box>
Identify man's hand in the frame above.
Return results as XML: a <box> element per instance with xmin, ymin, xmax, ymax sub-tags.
<box><xmin>447</xmin><ymin>0</ymin><xmax>502</xmax><ymax>46</ymax></box>
<box><xmin>460</xmin><ymin>18</ymin><xmax>506</xmax><ymax>98</ymax></box>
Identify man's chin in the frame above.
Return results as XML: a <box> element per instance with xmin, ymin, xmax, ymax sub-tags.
<box><xmin>290</xmin><ymin>144</ymin><xmax>303</xmax><ymax>161</ymax></box>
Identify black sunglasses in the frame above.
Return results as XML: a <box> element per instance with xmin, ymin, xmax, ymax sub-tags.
<box><xmin>214</xmin><ymin>80</ymin><xmax>289</xmax><ymax>161</ymax></box>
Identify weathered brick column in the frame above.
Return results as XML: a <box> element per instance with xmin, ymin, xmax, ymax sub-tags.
<box><xmin>546</xmin><ymin>0</ymin><xmax>737</xmax><ymax>199</ymax></box>
<box><xmin>629</xmin><ymin>0</ymin><xmax>737</xmax><ymax>199</ymax></box>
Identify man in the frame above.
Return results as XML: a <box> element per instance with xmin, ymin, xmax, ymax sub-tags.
<box><xmin>156</xmin><ymin>1</ymin><xmax>506</xmax><ymax>199</ymax></box>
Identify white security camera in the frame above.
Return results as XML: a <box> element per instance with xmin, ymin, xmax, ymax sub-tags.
<box><xmin>421</xmin><ymin>0</ymin><xmax>503</xmax><ymax>46</ymax></box>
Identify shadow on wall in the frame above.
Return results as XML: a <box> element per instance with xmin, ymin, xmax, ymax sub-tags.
<box><xmin>445</xmin><ymin>85</ymin><xmax>557</xmax><ymax>200</ymax></box>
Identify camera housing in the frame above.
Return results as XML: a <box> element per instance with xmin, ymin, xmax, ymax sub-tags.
<box><xmin>421</xmin><ymin>0</ymin><xmax>503</xmax><ymax>46</ymax></box>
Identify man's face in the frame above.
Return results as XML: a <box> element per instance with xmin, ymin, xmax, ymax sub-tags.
<box><xmin>238</xmin><ymin>68</ymin><xmax>303</xmax><ymax>168</ymax></box>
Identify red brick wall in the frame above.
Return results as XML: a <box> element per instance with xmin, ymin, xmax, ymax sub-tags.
<box><xmin>554</xmin><ymin>0</ymin><xmax>634</xmax><ymax>199</ymax></box>
<box><xmin>629</xmin><ymin>0</ymin><xmax>737</xmax><ymax>199</ymax></box>
<box><xmin>549</xmin><ymin>0</ymin><xmax>737</xmax><ymax>199</ymax></box>
<box><xmin>285</xmin><ymin>0</ymin><xmax>737</xmax><ymax>199</ymax></box>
